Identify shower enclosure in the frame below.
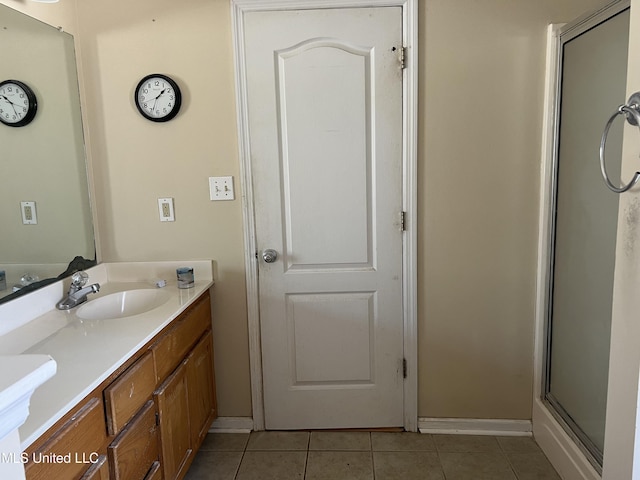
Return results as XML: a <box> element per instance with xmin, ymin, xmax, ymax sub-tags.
<box><xmin>536</xmin><ymin>0</ymin><xmax>629</xmax><ymax>474</ymax></box>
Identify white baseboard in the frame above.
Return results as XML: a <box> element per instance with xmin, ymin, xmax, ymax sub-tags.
<box><xmin>209</xmin><ymin>416</ymin><xmax>254</xmax><ymax>433</ymax></box>
<box><xmin>419</xmin><ymin>417</ymin><xmax>532</xmax><ymax>437</ymax></box>
<box><xmin>209</xmin><ymin>416</ymin><xmax>531</xmax><ymax>437</ymax></box>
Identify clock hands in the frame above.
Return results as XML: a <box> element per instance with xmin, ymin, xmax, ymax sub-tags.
<box><xmin>0</xmin><ymin>94</ymin><xmax>16</xmax><ymax>105</ymax></box>
<box><xmin>147</xmin><ymin>88</ymin><xmax>169</xmax><ymax>114</ymax></box>
<box><xmin>0</xmin><ymin>94</ymin><xmax>21</xmax><ymax>117</ymax></box>
<box><xmin>151</xmin><ymin>88</ymin><xmax>166</xmax><ymax>101</ymax></box>
<box><xmin>146</xmin><ymin>88</ymin><xmax>166</xmax><ymax>113</ymax></box>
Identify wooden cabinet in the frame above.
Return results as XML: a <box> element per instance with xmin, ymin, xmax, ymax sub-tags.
<box><xmin>153</xmin><ymin>294</ymin><xmax>217</xmax><ymax>480</ymax></box>
<box><xmin>25</xmin><ymin>290</ymin><xmax>217</xmax><ymax>480</ymax></box>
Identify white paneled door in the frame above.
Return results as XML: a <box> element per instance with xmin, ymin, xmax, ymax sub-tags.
<box><xmin>244</xmin><ymin>6</ymin><xmax>405</xmax><ymax>429</ymax></box>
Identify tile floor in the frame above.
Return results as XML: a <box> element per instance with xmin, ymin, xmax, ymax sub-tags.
<box><xmin>184</xmin><ymin>431</ymin><xmax>561</xmax><ymax>480</ymax></box>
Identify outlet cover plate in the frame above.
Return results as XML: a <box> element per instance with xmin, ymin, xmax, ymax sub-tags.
<box><xmin>209</xmin><ymin>176</ymin><xmax>235</xmax><ymax>201</ymax></box>
<box><xmin>158</xmin><ymin>197</ymin><xmax>175</xmax><ymax>222</ymax></box>
<box><xmin>21</xmin><ymin>201</ymin><xmax>37</xmax><ymax>225</ymax></box>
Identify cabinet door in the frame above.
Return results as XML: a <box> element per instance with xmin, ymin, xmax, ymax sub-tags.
<box><xmin>187</xmin><ymin>331</ymin><xmax>217</xmax><ymax>448</ymax></box>
<box><xmin>154</xmin><ymin>361</ymin><xmax>192</xmax><ymax>480</ymax></box>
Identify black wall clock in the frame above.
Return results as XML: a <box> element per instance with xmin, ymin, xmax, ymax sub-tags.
<box><xmin>0</xmin><ymin>80</ymin><xmax>37</xmax><ymax>127</ymax></box>
<box><xmin>134</xmin><ymin>74</ymin><xmax>182</xmax><ymax>122</ymax></box>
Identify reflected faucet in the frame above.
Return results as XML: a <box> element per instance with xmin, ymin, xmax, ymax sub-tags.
<box><xmin>56</xmin><ymin>271</ymin><xmax>100</xmax><ymax>310</ymax></box>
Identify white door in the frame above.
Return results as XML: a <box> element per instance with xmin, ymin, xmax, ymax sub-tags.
<box><xmin>244</xmin><ymin>6</ymin><xmax>405</xmax><ymax>429</ymax></box>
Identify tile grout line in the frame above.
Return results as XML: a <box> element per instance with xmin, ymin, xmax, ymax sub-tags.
<box><xmin>369</xmin><ymin>432</ymin><xmax>375</xmax><ymax>480</ymax></box>
<box><xmin>433</xmin><ymin>433</ymin><xmax>451</xmax><ymax>480</ymax></box>
<box><xmin>494</xmin><ymin>435</ymin><xmax>520</xmax><ymax>480</ymax></box>
<box><xmin>232</xmin><ymin>436</ymin><xmax>250</xmax><ymax>480</ymax></box>
<box><xmin>433</xmin><ymin>436</ymin><xmax>447</xmax><ymax>480</ymax></box>
<box><xmin>302</xmin><ymin>432</ymin><xmax>311</xmax><ymax>480</ymax></box>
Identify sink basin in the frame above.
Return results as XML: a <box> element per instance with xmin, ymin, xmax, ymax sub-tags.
<box><xmin>76</xmin><ymin>289</ymin><xmax>170</xmax><ymax>321</ymax></box>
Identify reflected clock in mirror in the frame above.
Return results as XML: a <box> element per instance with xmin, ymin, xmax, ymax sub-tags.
<box><xmin>0</xmin><ymin>80</ymin><xmax>37</xmax><ymax>127</ymax></box>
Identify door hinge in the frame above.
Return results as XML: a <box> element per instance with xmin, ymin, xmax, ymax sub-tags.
<box><xmin>400</xmin><ymin>211</ymin><xmax>407</xmax><ymax>231</ymax></box>
<box><xmin>402</xmin><ymin>358</ymin><xmax>407</xmax><ymax>379</ymax></box>
<box><xmin>399</xmin><ymin>46</ymin><xmax>407</xmax><ymax>69</ymax></box>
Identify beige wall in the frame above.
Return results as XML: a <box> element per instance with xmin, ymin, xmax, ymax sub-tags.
<box><xmin>73</xmin><ymin>0</ymin><xmax>251</xmax><ymax>417</ymax></box>
<box><xmin>5</xmin><ymin>0</ymin><xmax>612</xmax><ymax>420</ymax></box>
<box><xmin>419</xmin><ymin>0</ymin><xmax>606</xmax><ymax>419</ymax></box>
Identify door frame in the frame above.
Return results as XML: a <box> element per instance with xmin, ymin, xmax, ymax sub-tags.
<box><xmin>231</xmin><ymin>0</ymin><xmax>418</xmax><ymax>431</ymax></box>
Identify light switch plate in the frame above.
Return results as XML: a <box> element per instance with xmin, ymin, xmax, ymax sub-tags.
<box><xmin>21</xmin><ymin>201</ymin><xmax>37</xmax><ymax>225</ymax></box>
<box><xmin>158</xmin><ymin>198</ymin><xmax>175</xmax><ymax>222</ymax></box>
<box><xmin>209</xmin><ymin>176</ymin><xmax>235</xmax><ymax>201</ymax></box>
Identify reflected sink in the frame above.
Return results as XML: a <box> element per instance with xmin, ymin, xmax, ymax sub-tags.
<box><xmin>76</xmin><ymin>289</ymin><xmax>170</xmax><ymax>321</ymax></box>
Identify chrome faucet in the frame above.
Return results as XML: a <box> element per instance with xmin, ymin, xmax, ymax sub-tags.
<box><xmin>56</xmin><ymin>271</ymin><xmax>100</xmax><ymax>310</ymax></box>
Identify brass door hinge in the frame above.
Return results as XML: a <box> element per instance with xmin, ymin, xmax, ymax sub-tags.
<box><xmin>399</xmin><ymin>46</ymin><xmax>407</xmax><ymax>69</ymax></box>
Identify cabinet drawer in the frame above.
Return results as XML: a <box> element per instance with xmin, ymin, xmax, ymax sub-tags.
<box><xmin>108</xmin><ymin>400</ymin><xmax>159</xmax><ymax>480</ymax></box>
<box><xmin>152</xmin><ymin>294</ymin><xmax>210</xmax><ymax>382</ymax></box>
<box><xmin>104</xmin><ymin>351</ymin><xmax>156</xmax><ymax>436</ymax></box>
<box><xmin>80</xmin><ymin>455</ymin><xmax>110</xmax><ymax>480</ymax></box>
<box><xmin>26</xmin><ymin>396</ymin><xmax>108</xmax><ymax>480</ymax></box>
<box><xmin>144</xmin><ymin>461</ymin><xmax>161</xmax><ymax>480</ymax></box>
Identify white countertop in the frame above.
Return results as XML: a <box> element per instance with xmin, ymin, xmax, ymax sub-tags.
<box><xmin>0</xmin><ymin>261</ymin><xmax>214</xmax><ymax>450</ymax></box>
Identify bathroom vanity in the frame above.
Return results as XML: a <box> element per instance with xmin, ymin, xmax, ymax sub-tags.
<box><xmin>0</xmin><ymin>261</ymin><xmax>217</xmax><ymax>480</ymax></box>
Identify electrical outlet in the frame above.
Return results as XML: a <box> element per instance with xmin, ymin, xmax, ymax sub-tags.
<box><xmin>21</xmin><ymin>201</ymin><xmax>37</xmax><ymax>225</ymax></box>
<box><xmin>158</xmin><ymin>198</ymin><xmax>175</xmax><ymax>222</ymax></box>
<box><xmin>209</xmin><ymin>176</ymin><xmax>235</xmax><ymax>201</ymax></box>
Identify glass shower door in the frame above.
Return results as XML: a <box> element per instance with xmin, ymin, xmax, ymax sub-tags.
<box><xmin>545</xmin><ymin>5</ymin><xmax>629</xmax><ymax>468</ymax></box>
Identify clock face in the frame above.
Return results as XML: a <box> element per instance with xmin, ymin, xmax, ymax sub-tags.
<box><xmin>0</xmin><ymin>80</ymin><xmax>37</xmax><ymax>127</ymax></box>
<box><xmin>135</xmin><ymin>74</ymin><xmax>182</xmax><ymax>122</ymax></box>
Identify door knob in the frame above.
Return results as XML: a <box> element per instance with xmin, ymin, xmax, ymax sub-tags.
<box><xmin>262</xmin><ymin>249</ymin><xmax>278</xmax><ymax>263</ymax></box>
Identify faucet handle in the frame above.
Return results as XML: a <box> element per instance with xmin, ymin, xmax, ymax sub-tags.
<box><xmin>71</xmin><ymin>271</ymin><xmax>89</xmax><ymax>287</ymax></box>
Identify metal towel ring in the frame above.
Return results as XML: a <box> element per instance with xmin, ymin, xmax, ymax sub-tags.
<box><xmin>599</xmin><ymin>92</ymin><xmax>640</xmax><ymax>193</ymax></box>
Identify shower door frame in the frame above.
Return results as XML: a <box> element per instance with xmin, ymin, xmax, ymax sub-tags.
<box><xmin>534</xmin><ymin>1</ymin><xmax>629</xmax><ymax>478</ymax></box>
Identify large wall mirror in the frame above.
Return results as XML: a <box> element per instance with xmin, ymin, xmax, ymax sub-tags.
<box><xmin>0</xmin><ymin>4</ymin><xmax>95</xmax><ymax>304</ymax></box>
